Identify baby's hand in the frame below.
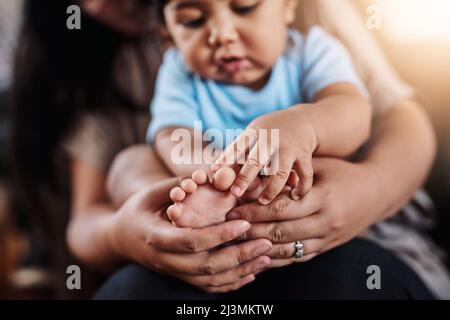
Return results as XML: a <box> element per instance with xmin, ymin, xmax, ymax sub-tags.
<box><xmin>211</xmin><ymin>108</ymin><xmax>317</xmax><ymax>204</ymax></box>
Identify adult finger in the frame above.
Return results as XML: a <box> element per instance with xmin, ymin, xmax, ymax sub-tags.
<box><xmin>238</xmin><ymin>216</ymin><xmax>326</xmax><ymax>243</ymax></box>
<box><xmin>227</xmin><ymin>191</ymin><xmax>321</xmax><ymax>223</ymax></box>
<box><xmin>265</xmin><ymin>239</ymin><xmax>323</xmax><ymax>260</ymax></box>
<box><xmin>203</xmin><ymin>274</ymin><xmax>256</xmax><ymax>293</ymax></box>
<box><xmin>157</xmin><ymin>238</ymin><xmax>272</xmax><ymax>276</ymax></box>
<box><xmin>152</xmin><ymin>219</ymin><xmax>252</xmax><ymax>253</ymax></box>
<box><xmin>267</xmin><ymin>253</ymin><xmax>318</xmax><ymax>268</ymax></box>
<box><xmin>177</xmin><ymin>255</ymin><xmax>270</xmax><ymax>288</ymax></box>
<box><xmin>139</xmin><ymin>177</ymin><xmax>183</xmax><ymax>210</ymax></box>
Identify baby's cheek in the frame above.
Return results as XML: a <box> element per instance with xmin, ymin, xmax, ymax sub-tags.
<box><xmin>250</xmin><ymin>28</ymin><xmax>287</xmax><ymax>66</ymax></box>
<box><xmin>186</xmin><ymin>50</ymin><xmax>213</xmax><ymax>77</ymax></box>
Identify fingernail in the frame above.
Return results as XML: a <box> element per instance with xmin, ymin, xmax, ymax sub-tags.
<box><xmin>227</xmin><ymin>211</ymin><xmax>241</xmax><ymax>220</ymax></box>
<box><xmin>291</xmin><ymin>188</ymin><xmax>302</xmax><ymax>200</ymax></box>
<box><xmin>233</xmin><ymin>221</ymin><xmax>250</xmax><ymax>237</ymax></box>
<box><xmin>242</xmin><ymin>275</ymin><xmax>255</xmax><ymax>285</ymax></box>
<box><xmin>231</xmin><ymin>186</ymin><xmax>242</xmax><ymax>197</ymax></box>
<box><xmin>253</xmin><ymin>243</ymin><xmax>271</xmax><ymax>256</ymax></box>
<box><xmin>258</xmin><ymin>196</ymin><xmax>270</xmax><ymax>205</ymax></box>
<box><xmin>256</xmin><ymin>257</ymin><xmax>270</xmax><ymax>268</ymax></box>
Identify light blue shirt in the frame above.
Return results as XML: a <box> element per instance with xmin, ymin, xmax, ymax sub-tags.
<box><xmin>148</xmin><ymin>27</ymin><xmax>367</xmax><ymax>148</ymax></box>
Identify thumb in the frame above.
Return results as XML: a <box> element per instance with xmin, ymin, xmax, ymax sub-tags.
<box><xmin>140</xmin><ymin>177</ymin><xmax>183</xmax><ymax>210</ymax></box>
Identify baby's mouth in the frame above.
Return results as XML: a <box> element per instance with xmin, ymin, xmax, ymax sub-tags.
<box><xmin>217</xmin><ymin>56</ymin><xmax>251</xmax><ymax>74</ymax></box>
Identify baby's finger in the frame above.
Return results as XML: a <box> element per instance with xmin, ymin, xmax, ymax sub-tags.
<box><xmin>287</xmin><ymin>170</ymin><xmax>299</xmax><ymax>188</ymax></box>
<box><xmin>258</xmin><ymin>153</ymin><xmax>295</xmax><ymax>204</ymax></box>
<box><xmin>231</xmin><ymin>143</ymin><xmax>272</xmax><ymax>197</ymax></box>
<box><xmin>212</xmin><ymin>130</ymin><xmax>257</xmax><ymax>171</ymax></box>
<box><xmin>291</xmin><ymin>155</ymin><xmax>314</xmax><ymax>200</ymax></box>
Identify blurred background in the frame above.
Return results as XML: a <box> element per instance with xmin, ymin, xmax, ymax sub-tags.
<box><xmin>354</xmin><ymin>0</ymin><xmax>450</xmax><ymax>255</ymax></box>
<box><xmin>0</xmin><ymin>0</ymin><xmax>449</xmax><ymax>299</ymax></box>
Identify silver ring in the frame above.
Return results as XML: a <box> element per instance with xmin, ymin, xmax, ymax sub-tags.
<box><xmin>294</xmin><ymin>241</ymin><xmax>304</xmax><ymax>259</ymax></box>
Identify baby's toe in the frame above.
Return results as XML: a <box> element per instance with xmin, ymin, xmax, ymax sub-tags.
<box><xmin>167</xmin><ymin>204</ymin><xmax>182</xmax><ymax>223</ymax></box>
<box><xmin>181</xmin><ymin>178</ymin><xmax>197</xmax><ymax>194</ymax></box>
<box><xmin>192</xmin><ymin>170</ymin><xmax>208</xmax><ymax>185</ymax></box>
<box><xmin>213</xmin><ymin>167</ymin><xmax>236</xmax><ymax>191</ymax></box>
<box><xmin>170</xmin><ymin>187</ymin><xmax>186</xmax><ymax>202</ymax></box>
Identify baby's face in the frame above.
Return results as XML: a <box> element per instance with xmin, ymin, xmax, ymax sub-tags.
<box><xmin>164</xmin><ymin>0</ymin><xmax>297</xmax><ymax>90</ymax></box>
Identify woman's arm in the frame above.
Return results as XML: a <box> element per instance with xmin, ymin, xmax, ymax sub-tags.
<box><xmin>66</xmin><ymin>159</ymin><xmax>123</xmax><ymax>272</ymax></box>
<box><xmin>68</xmin><ymin>151</ymin><xmax>175</xmax><ymax>270</ymax></box>
<box><xmin>360</xmin><ymin>98</ymin><xmax>436</xmax><ymax>220</ymax></box>
<box><xmin>106</xmin><ymin>145</ymin><xmax>172</xmax><ymax>208</ymax></box>
<box><xmin>307</xmin><ymin>84</ymin><xmax>371</xmax><ymax>157</ymax></box>
<box><xmin>67</xmin><ymin>155</ymin><xmax>272</xmax><ymax>292</ymax></box>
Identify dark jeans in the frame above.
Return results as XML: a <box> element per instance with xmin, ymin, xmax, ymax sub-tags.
<box><xmin>95</xmin><ymin>239</ymin><xmax>434</xmax><ymax>300</ymax></box>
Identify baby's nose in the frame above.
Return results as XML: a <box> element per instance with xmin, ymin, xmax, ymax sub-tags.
<box><xmin>208</xmin><ymin>17</ymin><xmax>239</xmax><ymax>47</ymax></box>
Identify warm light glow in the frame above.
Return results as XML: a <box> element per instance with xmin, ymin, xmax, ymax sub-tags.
<box><xmin>381</xmin><ymin>0</ymin><xmax>450</xmax><ymax>41</ymax></box>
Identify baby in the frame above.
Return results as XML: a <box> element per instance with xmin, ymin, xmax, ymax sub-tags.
<box><xmin>148</xmin><ymin>0</ymin><xmax>371</xmax><ymax>228</ymax></box>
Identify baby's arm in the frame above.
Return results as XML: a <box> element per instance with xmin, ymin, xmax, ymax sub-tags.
<box><xmin>297</xmin><ymin>82</ymin><xmax>371</xmax><ymax>158</ymax></box>
<box><xmin>212</xmin><ymin>82</ymin><xmax>370</xmax><ymax>203</ymax></box>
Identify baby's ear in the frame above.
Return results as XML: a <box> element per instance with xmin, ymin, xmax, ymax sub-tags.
<box><xmin>285</xmin><ymin>0</ymin><xmax>299</xmax><ymax>25</ymax></box>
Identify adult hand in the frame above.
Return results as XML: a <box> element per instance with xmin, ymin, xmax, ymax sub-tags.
<box><xmin>108</xmin><ymin>178</ymin><xmax>272</xmax><ymax>293</ymax></box>
<box><xmin>227</xmin><ymin>158</ymin><xmax>386</xmax><ymax>268</ymax></box>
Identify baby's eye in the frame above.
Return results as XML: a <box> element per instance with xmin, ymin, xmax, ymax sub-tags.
<box><xmin>232</xmin><ymin>2</ymin><xmax>260</xmax><ymax>15</ymax></box>
<box><xmin>181</xmin><ymin>16</ymin><xmax>206</xmax><ymax>28</ymax></box>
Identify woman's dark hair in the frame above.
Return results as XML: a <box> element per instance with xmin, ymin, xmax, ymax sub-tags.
<box><xmin>8</xmin><ymin>0</ymin><xmax>153</xmax><ymax>276</ymax></box>
<box><xmin>153</xmin><ymin>0</ymin><xmax>168</xmax><ymax>23</ymax></box>
<box><xmin>10</xmin><ymin>0</ymin><xmax>138</xmax><ymax>187</ymax></box>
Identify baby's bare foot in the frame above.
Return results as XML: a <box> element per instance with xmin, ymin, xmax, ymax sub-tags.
<box><xmin>167</xmin><ymin>170</ymin><xmax>237</xmax><ymax>228</ymax></box>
